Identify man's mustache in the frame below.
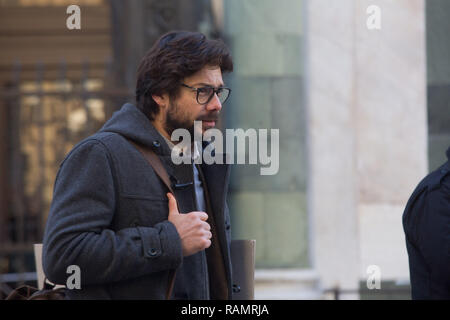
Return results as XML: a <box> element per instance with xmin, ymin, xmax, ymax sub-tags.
<box><xmin>196</xmin><ymin>113</ymin><xmax>220</xmax><ymax>122</ymax></box>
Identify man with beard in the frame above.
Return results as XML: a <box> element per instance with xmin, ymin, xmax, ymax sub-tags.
<box><xmin>42</xmin><ymin>31</ymin><xmax>234</xmax><ymax>299</ymax></box>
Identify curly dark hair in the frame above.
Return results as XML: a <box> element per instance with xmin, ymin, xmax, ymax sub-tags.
<box><xmin>135</xmin><ymin>31</ymin><xmax>234</xmax><ymax>120</ymax></box>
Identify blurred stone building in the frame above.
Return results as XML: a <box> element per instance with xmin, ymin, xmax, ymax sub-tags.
<box><xmin>0</xmin><ymin>0</ymin><xmax>448</xmax><ymax>299</ymax></box>
<box><xmin>225</xmin><ymin>0</ymin><xmax>448</xmax><ymax>299</ymax></box>
<box><xmin>226</xmin><ymin>0</ymin><xmax>448</xmax><ymax>299</ymax></box>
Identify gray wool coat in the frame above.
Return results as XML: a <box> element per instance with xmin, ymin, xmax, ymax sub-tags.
<box><xmin>42</xmin><ymin>103</ymin><xmax>233</xmax><ymax>299</ymax></box>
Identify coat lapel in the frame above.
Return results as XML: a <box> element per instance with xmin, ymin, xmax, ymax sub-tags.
<box><xmin>200</xmin><ymin>153</ymin><xmax>231</xmax><ymax>227</ymax></box>
<box><xmin>199</xmin><ymin>153</ymin><xmax>231</xmax><ymax>268</ymax></box>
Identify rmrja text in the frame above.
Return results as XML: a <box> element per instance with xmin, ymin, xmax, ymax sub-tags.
<box><xmin>225</xmin><ymin>304</ymin><xmax>269</xmax><ymax>316</ymax></box>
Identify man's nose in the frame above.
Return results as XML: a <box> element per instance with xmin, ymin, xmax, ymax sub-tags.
<box><xmin>206</xmin><ymin>93</ymin><xmax>222</xmax><ymax>112</ymax></box>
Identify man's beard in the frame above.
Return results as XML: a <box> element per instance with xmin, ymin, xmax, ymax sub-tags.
<box><xmin>165</xmin><ymin>101</ymin><xmax>195</xmax><ymax>138</ymax></box>
<box><xmin>164</xmin><ymin>101</ymin><xmax>220</xmax><ymax>140</ymax></box>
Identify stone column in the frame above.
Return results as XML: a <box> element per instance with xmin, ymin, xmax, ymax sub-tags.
<box><xmin>223</xmin><ymin>0</ymin><xmax>319</xmax><ymax>299</ymax></box>
<box><xmin>426</xmin><ymin>0</ymin><xmax>450</xmax><ymax>170</ymax></box>
<box><xmin>354</xmin><ymin>0</ymin><xmax>427</xmax><ymax>284</ymax></box>
<box><xmin>306</xmin><ymin>0</ymin><xmax>427</xmax><ymax>297</ymax></box>
<box><xmin>305</xmin><ymin>0</ymin><xmax>360</xmax><ymax>296</ymax></box>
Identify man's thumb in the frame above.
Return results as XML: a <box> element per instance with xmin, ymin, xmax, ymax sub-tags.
<box><xmin>167</xmin><ymin>193</ymin><xmax>179</xmax><ymax>215</ymax></box>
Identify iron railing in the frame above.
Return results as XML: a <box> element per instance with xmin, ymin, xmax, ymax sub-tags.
<box><xmin>0</xmin><ymin>60</ymin><xmax>133</xmax><ymax>292</ymax></box>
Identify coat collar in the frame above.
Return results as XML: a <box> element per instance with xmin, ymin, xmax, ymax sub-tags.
<box><xmin>99</xmin><ymin>103</ymin><xmax>173</xmax><ymax>157</ymax></box>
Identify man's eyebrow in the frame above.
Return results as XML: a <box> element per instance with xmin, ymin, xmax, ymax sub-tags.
<box><xmin>192</xmin><ymin>82</ymin><xmax>225</xmax><ymax>87</ymax></box>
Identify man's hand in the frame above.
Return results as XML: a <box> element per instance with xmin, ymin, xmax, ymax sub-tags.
<box><xmin>167</xmin><ymin>193</ymin><xmax>212</xmax><ymax>256</ymax></box>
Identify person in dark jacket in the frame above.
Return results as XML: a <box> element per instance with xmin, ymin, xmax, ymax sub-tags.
<box><xmin>42</xmin><ymin>31</ymin><xmax>234</xmax><ymax>299</ymax></box>
<box><xmin>403</xmin><ymin>146</ymin><xmax>450</xmax><ymax>299</ymax></box>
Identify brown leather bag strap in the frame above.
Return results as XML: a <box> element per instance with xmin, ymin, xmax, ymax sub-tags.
<box><xmin>126</xmin><ymin>138</ymin><xmax>177</xmax><ymax>300</ymax></box>
<box><xmin>127</xmin><ymin>140</ymin><xmax>174</xmax><ymax>195</ymax></box>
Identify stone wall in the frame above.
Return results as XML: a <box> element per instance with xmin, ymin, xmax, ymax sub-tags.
<box><xmin>306</xmin><ymin>0</ymin><xmax>427</xmax><ymax>294</ymax></box>
<box><xmin>427</xmin><ymin>0</ymin><xmax>450</xmax><ymax>171</ymax></box>
<box><xmin>224</xmin><ymin>0</ymin><xmax>309</xmax><ymax>269</ymax></box>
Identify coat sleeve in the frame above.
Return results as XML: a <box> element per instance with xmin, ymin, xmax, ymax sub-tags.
<box><xmin>420</xmin><ymin>171</ymin><xmax>450</xmax><ymax>298</ymax></box>
<box><xmin>42</xmin><ymin>139</ymin><xmax>183</xmax><ymax>286</ymax></box>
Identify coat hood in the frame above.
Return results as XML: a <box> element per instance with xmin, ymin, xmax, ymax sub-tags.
<box><xmin>99</xmin><ymin>103</ymin><xmax>172</xmax><ymax>156</ymax></box>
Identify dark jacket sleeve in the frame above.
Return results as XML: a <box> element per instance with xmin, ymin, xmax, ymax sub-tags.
<box><xmin>420</xmin><ymin>173</ymin><xmax>450</xmax><ymax>298</ymax></box>
<box><xmin>42</xmin><ymin>139</ymin><xmax>183</xmax><ymax>286</ymax></box>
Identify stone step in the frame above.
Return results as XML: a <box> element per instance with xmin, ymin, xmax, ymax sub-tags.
<box><xmin>254</xmin><ymin>268</ymin><xmax>324</xmax><ymax>300</ymax></box>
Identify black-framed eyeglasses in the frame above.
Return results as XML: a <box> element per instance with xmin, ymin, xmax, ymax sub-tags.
<box><xmin>181</xmin><ymin>83</ymin><xmax>231</xmax><ymax>105</ymax></box>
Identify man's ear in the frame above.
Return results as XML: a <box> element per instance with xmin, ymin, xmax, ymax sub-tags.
<box><xmin>152</xmin><ymin>93</ymin><xmax>169</xmax><ymax>111</ymax></box>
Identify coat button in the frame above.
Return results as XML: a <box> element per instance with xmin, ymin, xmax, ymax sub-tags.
<box><xmin>153</xmin><ymin>140</ymin><xmax>161</xmax><ymax>148</ymax></box>
<box><xmin>226</xmin><ymin>224</ymin><xmax>231</xmax><ymax>230</ymax></box>
<box><xmin>148</xmin><ymin>248</ymin><xmax>159</xmax><ymax>256</ymax></box>
<box><xmin>232</xmin><ymin>284</ymin><xmax>241</xmax><ymax>293</ymax></box>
